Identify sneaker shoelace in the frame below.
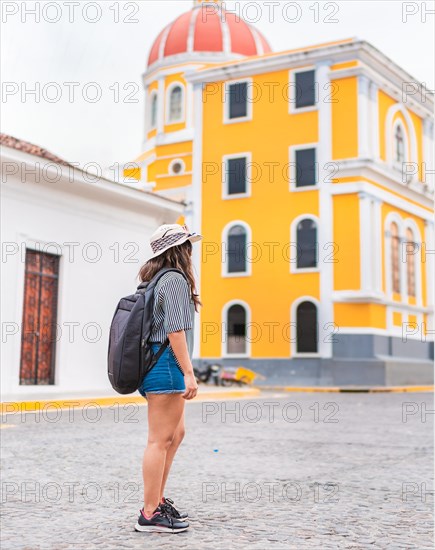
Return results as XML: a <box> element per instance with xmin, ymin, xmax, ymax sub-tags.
<box><xmin>161</xmin><ymin>498</ymin><xmax>180</xmax><ymax>518</ymax></box>
<box><xmin>161</xmin><ymin>510</ymin><xmax>175</xmax><ymax>527</ymax></box>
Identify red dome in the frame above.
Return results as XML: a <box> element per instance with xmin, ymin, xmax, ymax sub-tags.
<box><xmin>147</xmin><ymin>3</ymin><xmax>272</xmax><ymax>68</ymax></box>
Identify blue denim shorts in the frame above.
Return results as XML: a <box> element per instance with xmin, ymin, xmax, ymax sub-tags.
<box><xmin>138</xmin><ymin>343</ymin><xmax>185</xmax><ymax>397</ymax></box>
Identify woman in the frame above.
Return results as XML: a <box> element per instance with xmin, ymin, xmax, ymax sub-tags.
<box><xmin>134</xmin><ymin>223</ymin><xmax>202</xmax><ymax>534</ymax></box>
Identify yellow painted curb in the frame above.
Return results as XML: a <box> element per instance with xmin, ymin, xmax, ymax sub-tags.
<box><xmin>257</xmin><ymin>385</ymin><xmax>434</xmax><ymax>393</ymax></box>
<box><xmin>0</xmin><ymin>388</ymin><xmax>261</xmax><ymax>415</ymax></box>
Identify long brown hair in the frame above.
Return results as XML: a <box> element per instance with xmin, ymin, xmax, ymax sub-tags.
<box><xmin>138</xmin><ymin>239</ymin><xmax>202</xmax><ymax>312</ymax></box>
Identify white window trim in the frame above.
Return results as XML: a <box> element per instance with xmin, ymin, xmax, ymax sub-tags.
<box><xmin>289</xmin><ymin>143</ymin><xmax>319</xmax><ymax>192</ymax></box>
<box><xmin>222</xmin><ymin>152</ymin><xmax>252</xmax><ymax>200</ymax></box>
<box><xmin>288</xmin><ymin>66</ymin><xmax>318</xmax><ymax>114</ymax></box>
<box><xmin>221</xmin><ymin>220</ymin><xmax>253</xmax><ymax>278</ymax></box>
<box><xmin>223</xmin><ymin>78</ymin><xmax>253</xmax><ymax>124</ymax></box>
<box><xmin>147</xmin><ymin>90</ymin><xmax>158</xmax><ymax>131</ymax></box>
<box><xmin>290</xmin><ymin>214</ymin><xmax>320</xmax><ymax>274</ymax></box>
<box><xmin>385</xmin><ymin>103</ymin><xmax>418</xmax><ymax>184</ymax></box>
<box><xmin>165</xmin><ymin>81</ymin><xmax>186</xmax><ymax>125</ymax></box>
<box><xmin>168</xmin><ymin>158</ymin><xmax>186</xmax><ymax>176</ymax></box>
<box><xmin>391</xmin><ymin>118</ymin><xmax>410</xmax><ymax>176</ymax></box>
<box><xmin>221</xmin><ymin>299</ymin><xmax>251</xmax><ymax>358</ymax></box>
<box><xmin>290</xmin><ymin>296</ymin><xmax>322</xmax><ymax>358</ymax></box>
<box><xmin>384</xmin><ymin>212</ymin><xmax>407</xmax><ymax>302</ymax></box>
<box><xmin>403</xmin><ymin>217</ymin><xmax>422</xmax><ymax>307</ymax></box>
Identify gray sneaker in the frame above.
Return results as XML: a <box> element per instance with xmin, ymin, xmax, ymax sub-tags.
<box><xmin>134</xmin><ymin>506</ymin><xmax>189</xmax><ymax>533</ymax></box>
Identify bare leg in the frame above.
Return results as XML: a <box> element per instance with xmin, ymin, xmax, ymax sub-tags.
<box><xmin>160</xmin><ymin>409</ymin><xmax>185</xmax><ymax>500</ymax></box>
<box><xmin>142</xmin><ymin>394</ymin><xmax>185</xmax><ymax>517</ymax></box>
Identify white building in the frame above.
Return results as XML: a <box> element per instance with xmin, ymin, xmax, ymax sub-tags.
<box><xmin>1</xmin><ymin>134</ymin><xmax>184</xmax><ymax>401</ymax></box>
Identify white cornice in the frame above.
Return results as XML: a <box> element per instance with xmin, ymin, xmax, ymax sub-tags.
<box><xmin>333</xmin><ymin>290</ymin><xmax>433</xmax><ymax>314</ymax></box>
<box><xmin>330</xmin><ymin>63</ymin><xmax>432</xmax><ymax>120</ymax></box>
<box><xmin>143</xmin><ymin>52</ymin><xmax>244</xmax><ymax>81</ymax></box>
<box><xmin>141</xmin><ymin>128</ymin><xmax>194</xmax><ymax>152</ymax></box>
<box><xmin>334</xmin><ymin>158</ymin><xmax>434</xmax><ymax>207</ymax></box>
<box><xmin>143</xmin><ymin>63</ymin><xmax>208</xmax><ymax>87</ymax></box>
<box><xmin>184</xmin><ymin>39</ymin><xmax>433</xmax><ymax>114</ymax></box>
<box><xmin>331</xmin><ymin>181</ymin><xmax>433</xmax><ymax>221</ymax></box>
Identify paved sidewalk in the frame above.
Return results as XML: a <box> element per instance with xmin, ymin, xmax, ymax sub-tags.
<box><xmin>0</xmin><ymin>385</ymin><xmax>260</xmax><ymax>414</ymax></box>
<box><xmin>1</xmin><ymin>391</ymin><xmax>433</xmax><ymax>549</ymax></box>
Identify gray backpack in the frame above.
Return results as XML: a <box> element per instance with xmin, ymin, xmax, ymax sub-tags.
<box><xmin>107</xmin><ymin>267</ymin><xmax>188</xmax><ymax>394</ymax></box>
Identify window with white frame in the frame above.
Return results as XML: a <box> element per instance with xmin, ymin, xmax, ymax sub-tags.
<box><xmin>149</xmin><ymin>92</ymin><xmax>158</xmax><ymax>129</ymax></box>
<box><xmin>294</xmin><ymin>69</ymin><xmax>316</xmax><ymax>109</ymax></box>
<box><xmin>227</xmin><ymin>225</ymin><xmax>247</xmax><ymax>273</ymax></box>
<box><xmin>296</xmin><ymin>301</ymin><xmax>318</xmax><ymax>353</ymax></box>
<box><xmin>405</xmin><ymin>227</ymin><xmax>416</xmax><ymax>297</ymax></box>
<box><xmin>394</xmin><ymin>123</ymin><xmax>405</xmax><ymax>164</ymax></box>
<box><xmin>227</xmin><ymin>82</ymin><xmax>249</xmax><ymax>120</ymax></box>
<box><xmin>390</xmin><ymin>221</ymin><xmax>401</xmax><ymax>294</ymax></box>
<box><xmin>225</xmin><ymin>156</ymin><xmax>248</xmax><ymax>196</ymax></box>
<box><xmin>294</xmin><ymin>147</ymin><xmax>317</xmax><ymax>187</ymax></box>
<box><xmin>168</xmin><ymin>85</ymin><xmax>184</xmax><ymax>123</ymax></box>
<box><xmin>226</xmin><ymin>304</ymin><xmax>247</xmax><ymax>354</ymax></box>
<box><xmin>296</xmin><ymin>219</ymin><xmax>318</xmax><ymax>269</ymax></box>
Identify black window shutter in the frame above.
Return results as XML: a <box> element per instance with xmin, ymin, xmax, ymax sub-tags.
<box><xmin>229</xmin><ymin>82</ymin><xmax>248</xmax><ymax>119</ymax></box>
<box><xmin>295</xmin><ymin>70</ymin><xmax>316</xmax><ymax>108</ymax></box>
<box><xmin>295</xmin><ymin>148</ymin><xmax>316</xmax><ymax>187</ymax></box>
<box><xmin>228</xmin><ymin>231</ymin><xmax>247</xmax><ymax>273</ymax></box>
<box><xmin>227</xmin><ymin>157</ymin><xmax>247</xmax><ymax>194</ymax></box>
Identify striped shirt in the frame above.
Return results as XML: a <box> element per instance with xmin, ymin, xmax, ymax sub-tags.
<box><xmin>150</xmin><ymin>271</ymin><xmax>195</xmax><ymax>368</ymax></box>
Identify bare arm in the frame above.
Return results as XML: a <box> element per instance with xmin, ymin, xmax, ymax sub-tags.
<box><xmin>168</xmin><ymin>330</ymin><xmax>198</xmax><ymax>400</ymax></box>
<box><xmin>168</xmin><ymin>330</ymin><xmax>194</xmax><ymax>375</ymax></box>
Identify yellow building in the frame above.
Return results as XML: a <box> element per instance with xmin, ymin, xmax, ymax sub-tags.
<box><xmin>125</xmin><ymin>0</ymin><xmax>434</xmax><ymax>385</ymax></box>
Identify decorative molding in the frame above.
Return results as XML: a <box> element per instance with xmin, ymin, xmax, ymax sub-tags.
<box><xmin>358</xmin><ymin>74</ymin><xmax>371</xmax><ymax>159</ymax></box>
<box><xmin>332</xmin><ymin>158</ymin><xmax>434</xmax><ymax>206</ymax></box>
<box><xmin>385</xmin><ymin>103</ymin><xmax>418</xmax><ymax>184</ymax></box>
<box><xmin>185</xmin><ymin>40</ymin><xmax>433</xmax><ymax>115</ymax></box>
<box><xmin>317</xmin><ymin>60</ymin><xmax>334</xmax><ymax>359</ymax></box>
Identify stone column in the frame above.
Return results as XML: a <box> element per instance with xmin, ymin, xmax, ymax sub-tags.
<box><xmin>358</xmin><ymin>74</ymin><xmax>371</xmax><ymax>160</ymax></box>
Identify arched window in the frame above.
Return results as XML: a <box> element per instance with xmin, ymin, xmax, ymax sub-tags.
<box><xmin>168</xmin><ymin>85</ymin><xmax>183</xmax><ymax>123</ymax></box>
<box><xmin>226</xmin><ymin>304</ymin><xmax>247</xmax><ymax>354</ymax></box>
<box><xmin>149</xmin><ymin>92</ymin><xmax>158</xmax><ymax>129</ymax></box>
<box><xmin>227</xmin><ymin>225</ymin><xmax>247</xmax><ymax>273</ymax></box>
<box><xmin>406</xmin><ymin>227</ymin><xmax>416</xmax><ymax>297</ymax></box>
<box><xmin>394</xmin><ymin>123</ymin><xmax>405</xmax><ymax>164</ymax></box>
<box><xmin>296</xmin><ymin>301</ymin><xmax>318</xmax><ymax>353</ymax></box>
<box><xmin>391</xmin><ymin>222</ymin><xmax>401</xmax><ymax>294</ymax></box>
<box><xmin>296</xmin><ymin>218</ymin><xmax>317</xmax><ymax>268</ymax></box>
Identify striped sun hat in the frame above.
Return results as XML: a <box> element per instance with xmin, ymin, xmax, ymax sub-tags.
<box><xmin>148</xmin><ymin>223</ymin><xmax>203</xmax><ymax>259</ymax></box>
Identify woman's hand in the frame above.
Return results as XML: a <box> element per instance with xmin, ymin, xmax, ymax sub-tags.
<box><xmin>182</xmin><ymin>372</ymin><xmax>198</xmax><ymax>400</ymax></box>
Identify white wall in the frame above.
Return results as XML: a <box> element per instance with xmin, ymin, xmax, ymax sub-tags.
<box><xmin>1</xmin><ymin>150</ymin><xmax>183</xmax><ymax>400</ymax></box>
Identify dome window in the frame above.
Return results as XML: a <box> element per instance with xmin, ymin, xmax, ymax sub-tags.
<box><xmin>167</xmin><ymin>84</ymin><xmax>184</xmax><ymax>124</ymax></box>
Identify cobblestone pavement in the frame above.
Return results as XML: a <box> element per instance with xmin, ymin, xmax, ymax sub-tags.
<box><xmin>1</xmin><ymin>392</ymin><xmax>433</xmax><ymax>549</ymax></box>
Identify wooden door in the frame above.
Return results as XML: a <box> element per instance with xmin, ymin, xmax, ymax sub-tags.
<box><xmin>20</xmin><ymin>249</ymin><xmax>60</xmax><ymax>385</ymax></box>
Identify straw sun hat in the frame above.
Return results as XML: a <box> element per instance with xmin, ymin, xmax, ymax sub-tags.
<box><xmin>148</xmin><ymin>223</ymin><xmax>203</xmax><ymax>259</ymax></box>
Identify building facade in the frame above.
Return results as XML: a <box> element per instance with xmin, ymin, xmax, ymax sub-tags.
<box><xmin>1</xmin><ymin>135</ymin><xmax>184</xmax><ymax>401</ymax></box>
<box><xmin>125</xmin><ymin>0</ymin><xmax>434</xmax><ymax>385</ymax></box>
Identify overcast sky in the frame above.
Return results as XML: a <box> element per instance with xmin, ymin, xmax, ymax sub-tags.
<box><xmin>2</xmin><ymin>0</ymin><xmax>434</xmax><ymax>171</ymax></box>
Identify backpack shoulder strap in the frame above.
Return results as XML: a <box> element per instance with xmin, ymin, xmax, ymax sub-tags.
<box><xmin>136</xmin><ymin>267</ymin><xmax>188</xmax><ymax>293</ymax></box>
